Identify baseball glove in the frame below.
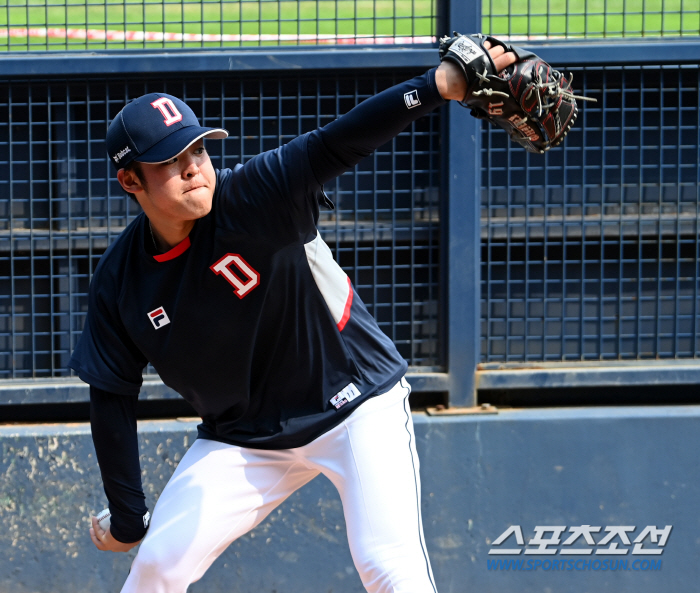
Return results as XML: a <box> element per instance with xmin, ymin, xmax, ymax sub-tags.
<box><xmin>439</xmin><ymin>32</ymin><xmax>595</xmax><ymax>153</ymax></box>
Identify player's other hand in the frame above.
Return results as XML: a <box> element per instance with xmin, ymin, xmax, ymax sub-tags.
<box><xmin>482</xmin><ymin>39</ymin><xmax>518</xmax><ymax>72</ymax></box>
<box><xmin>89</xmin><ymin>515</ymin><xmax>141</xmax><ymax>553</ymax></box>
<box><xmin>436</xmin><ymin>38</ymin><xmax>517</xmax><ymax>102</ymax></box>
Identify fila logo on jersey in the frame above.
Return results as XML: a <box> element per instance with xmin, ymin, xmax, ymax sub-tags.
<box><xmin>404</xmin><ymin>90</ymin><xmax>421</xmax><ymax>109</ymax></box>
<box><xmin>151</xmin><ymin>98</ymin><xmax>183</xmax><ymax>127</ymax></box>
<box><xmin>330</xmin><ymin>382</ymin><xmax>361</xmax><ymax>410</ymax></box>
<box><xmin>147</xmin><ymin>306</ymin><xmax>170</xmax><ymax>329</ymax></box>
<box><xmin>210</xmin><ymin>253</ymin><xmax>260</xmax><ymax>299</ymax></box>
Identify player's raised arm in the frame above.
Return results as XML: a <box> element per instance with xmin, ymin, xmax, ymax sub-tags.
<box><xmin>88</xmin><ymin>386</ymin><xmax>149</xmax><ymax>552</ymax></box>
<box><xmin>307</xmin><ymin>37</ymin><xmax>518</xmax><ymax>185</ymax></box>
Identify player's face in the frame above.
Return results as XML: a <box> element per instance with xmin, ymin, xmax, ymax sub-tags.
<box><xmin>136</xmin><ymin>139</ymin><xmax>216</xmax><ymax>222</ymax></box>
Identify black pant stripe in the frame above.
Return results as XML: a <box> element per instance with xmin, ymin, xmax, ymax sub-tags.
<box><xmin>400</xmin><ymin>377</ymin><xmax>438</xmax><ymax>593</ymax></box>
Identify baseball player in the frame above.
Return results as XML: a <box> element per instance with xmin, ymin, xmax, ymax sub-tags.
<box><xmin>71</xmin><ymin>39</ymin><xmax>519</xmax><ymax>592</ymax></box>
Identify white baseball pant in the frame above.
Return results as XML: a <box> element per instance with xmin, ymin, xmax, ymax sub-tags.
<box><xmin>121</xmin><ymin>378</ymin><xmax>437</xmax><ymax>593</ymax></box>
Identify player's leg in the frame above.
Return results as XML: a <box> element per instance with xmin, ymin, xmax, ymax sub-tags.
<box><xmin>121</xmin><ymin>438</ymin><xmax>318</xmax><ymax>593</ymax></box>
<box><xmin>306</xmin><ymin>378</ymin><xmax>437</xmax><ymax>593</ymax></box>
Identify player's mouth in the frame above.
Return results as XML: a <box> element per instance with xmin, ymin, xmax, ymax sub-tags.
<box><xmin>184</xmin><ymin>184</ymin><xmax>207</xmax><ymax>194</ymax></box>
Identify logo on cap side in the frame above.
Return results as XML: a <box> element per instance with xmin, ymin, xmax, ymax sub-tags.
<box><xmin>151</xmin><ymin>98</ymin><xmax>184</xmax><ymax>127</ymax></box>
<box><xmin>113</xmin><ymin>146</ymin><xmax>132</xmax><ymax>163</ymax></box>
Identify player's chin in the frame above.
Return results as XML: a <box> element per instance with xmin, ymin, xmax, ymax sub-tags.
<box><xmin>183</xmin><ymin>188</ymin><xmax>214</xmax><ymax>217</ymax></box>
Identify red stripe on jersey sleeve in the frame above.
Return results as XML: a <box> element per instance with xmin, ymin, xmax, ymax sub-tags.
<box><xmin>336</xmin><ymin>276</ymin><xmax>353</xmax><ymax>332</ymax></box>
<box><xmin>154</xmin><ymin>236</ymin><xmax>191</xmax><ymax>262</ymax></box>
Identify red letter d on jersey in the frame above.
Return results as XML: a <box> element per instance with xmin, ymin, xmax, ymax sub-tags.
<box><xmin>210</xmin><ymin>253</ymin><xmax>260</xmax><ymax>299</ymax></box>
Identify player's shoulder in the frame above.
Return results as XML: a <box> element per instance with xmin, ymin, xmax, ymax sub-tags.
<box><xmin>228</xmin><ymin>133</ymin><xmax>313</xmax><ymax>187</ymax></box>
<box><xmin>91</xmin><ymin>213</ymin><xmax>146</xmax><ymax>285</ymax></box>
<box><xmin>211</xmin><ymin>167</ymin><xmax>236</xmax><ymax>209</ymax></box>
<box><xmin>214</xmin><ymin>166</ymin><xmax>235</xmax><ymax>192</ymax></box>
<box><xmin>235</xmin><ymin>132</ymin><xmax>312</xmax><ymax>172</ymax></box>
<box><xmin>212</xmin><ymin>134</ymin><xmax>317</xmax><ymax>226</ymax></box>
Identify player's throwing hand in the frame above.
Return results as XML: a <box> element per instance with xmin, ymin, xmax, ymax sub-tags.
<box><xmin>89</xmin><ymin>514</ymin><xmax>141</xmax><ymax>553</ymax></box>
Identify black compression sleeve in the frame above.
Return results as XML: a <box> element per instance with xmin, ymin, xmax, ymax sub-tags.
<box><xmin>90</xmin><ymin>385</ymin><xmax>149</xmax><ymax>543</ymax></box>
<box><xmin>308</xmin><ymin>68</ymin><xmax>446</xmax><ymax>184</ymax></box>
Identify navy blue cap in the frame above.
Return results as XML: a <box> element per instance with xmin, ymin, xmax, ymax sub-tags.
<box><xmin>106</xmin><ymin>93</ymin><xmax>228</xmax><ymax>169</ymax></box>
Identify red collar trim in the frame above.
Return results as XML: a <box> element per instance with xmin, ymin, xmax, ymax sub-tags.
<box><xmin>153</xmin><ymin>236</ymin><xmax>191</xmax><ymax>262</ymax></box>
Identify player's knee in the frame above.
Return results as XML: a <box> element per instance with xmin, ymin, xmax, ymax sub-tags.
<box><xmin>130</xmin><ymin>540</ymin><xmax>188</xmax><ymax>590</ymax></box>
<box><xmin>355</xmin><ymin>548</ymin><xmax>437</xmax><ymax>593</ymax></box>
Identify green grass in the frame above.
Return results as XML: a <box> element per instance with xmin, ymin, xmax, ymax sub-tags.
<box><xmin>1</xmin><ymin>0</ymin><xmax>699</xmax><ymax>51</ymax></box>
<box><xmin>483</xmin><ymin>0</ymin><xmax>700</xmax><ymax>38</ymax></box>
<box><xmin>1</xmin><ymin>0</ymin><xmax>436</xmax><ymax>50</ymax></box>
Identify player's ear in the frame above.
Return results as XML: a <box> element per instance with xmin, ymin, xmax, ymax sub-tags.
<box><xmin>117</xmin><ymin>167</ymin><xmax>145</xmax><ymax>195</ymax></box>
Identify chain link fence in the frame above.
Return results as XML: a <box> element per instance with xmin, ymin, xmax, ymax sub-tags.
<box><xmin>3</xmin><ymin>1</ymin><xmax>699</xmax><ymax>52</ymax></box>
<box><xmin>483</xmin><ymin>0</ymin><xmax>700</xmax><ymax>39</ymax></box>
<box><xmin>1</xmin><ymin>0</ymin><xmax>437</xmax><ymax>51</ymax></box>
<box><xmin>481</xmin><ymin>65</ymin><xmax>700</xmax><ymax>362</ymax></box>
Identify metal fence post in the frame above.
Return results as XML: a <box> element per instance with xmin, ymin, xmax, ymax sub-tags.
<box><xmin>441</xmin><ymin>0</ymin><xmax>482</xmax><ymax>407</ymax></box>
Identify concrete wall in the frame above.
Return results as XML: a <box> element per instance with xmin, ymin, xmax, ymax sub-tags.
<box><xmin>2</xmin><ymin>406</ymin><xmax>698</xmax><ymax>592</ymax></box>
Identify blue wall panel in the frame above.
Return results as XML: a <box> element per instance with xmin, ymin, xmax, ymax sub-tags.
<box><xmin>2</xmin><ymin>408</ymin><xmax>698</xmax><ymax>592</ymax></box>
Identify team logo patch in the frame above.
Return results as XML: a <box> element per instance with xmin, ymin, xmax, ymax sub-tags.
<box><xmin>404</xmin><ymin>90</ymin><xmax>421</xmax><ymax>109</ymax></box>
<box><xmin>151</xmin><ymin>97</ymin><xmax>183</xmax><ymax>127</ymax></box>
<box><xmin>147</xmin><ymin>306</ymin><xmax>170</xmax><ymax>329</ymax></box>
<box><xmin>210</xmin><ymin>253</ymin><xmax>260</xmax><ymax>299</ymax></box>
<box><xmin>330</xmin><ymin>382</ymin><xmax>361</xmax><ymax>410</ymax></box>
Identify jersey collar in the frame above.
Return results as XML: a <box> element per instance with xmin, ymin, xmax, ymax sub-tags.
<box><xmin>153</xmin><ymin>236</ymin><xmax>191</xmax><ymax>262</ymax></box>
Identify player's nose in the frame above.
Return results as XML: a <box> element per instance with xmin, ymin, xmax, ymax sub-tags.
<box><xmin>181</xmin><ymin>156</ymin><xmax>200</xmax><ymax>178</ymax></box>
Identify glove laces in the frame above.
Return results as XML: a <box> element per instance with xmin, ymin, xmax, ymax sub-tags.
<box><xmin>527</xmin><ymin>68</ymin><xmax>597</xmax><ymax>118</ymax></box>
<box><xmin>471</xmin><ymin>67</ymin><xmax>511</xmax><ymax>99</ymax></box>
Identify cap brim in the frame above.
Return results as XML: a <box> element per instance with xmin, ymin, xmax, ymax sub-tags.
<box><xmin>136</xmin><ymin>126</ymin><xmax>229</xmax><ymax>164</ymax></box>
